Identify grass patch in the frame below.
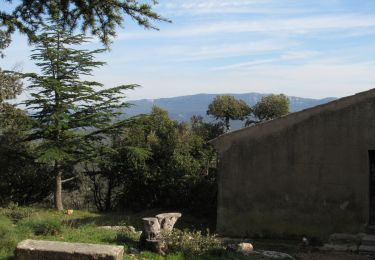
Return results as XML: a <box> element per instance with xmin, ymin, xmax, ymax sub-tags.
<box><xmin>0</xmin><ymin>216</ymin><xmax>18</xmax><ymax>259</ymax></box>
<box><xmin>29</xmin><ymin>218</ymin><xmax>62</xmax><ymax>236</ymax></box>
<box><xmin>0</xmin><ymin>207</ymin><xmax>281</xmax><ymax>260</ymax></box>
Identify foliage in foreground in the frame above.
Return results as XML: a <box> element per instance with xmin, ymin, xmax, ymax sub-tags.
<box><xmin>87</xmin><ymin>106</ymin><xmax>220</xmax><ymax>216</ymax></box>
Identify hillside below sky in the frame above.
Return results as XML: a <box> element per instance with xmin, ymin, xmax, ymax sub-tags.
<box><xmin>125</xmin><ymin>93</ymin><xmax>336</xmax><ymax>129</ymax></box>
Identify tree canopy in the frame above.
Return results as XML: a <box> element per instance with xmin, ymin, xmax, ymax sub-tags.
<box><xmin>207</xmin><ymin>95</ymin><xmax>251</xmax><ymax>132</ymax></box>
<box><xmin>252</xmin><ymin>94</ymin><xmax>289</xmax><ymax>122</ymax></box>
<box><xmin>0</xmin><ymin>30</ymin><xmax>10</xmax><ymax>57</ymax></box>
<box><xmin>0</xmin><ymin>69</ymin><xmax>22</xmax><ymax>104</ymax></box>
<box><xmin>0</xmin><ymin>0</ymin><xmax>169</xmax><ymax>45</ymax></box>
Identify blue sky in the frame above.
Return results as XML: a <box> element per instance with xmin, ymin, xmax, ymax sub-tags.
<box><xmin>1</xmin><ymin>0</ymin><xmax>375</xmax><ymax>100</ymax></box>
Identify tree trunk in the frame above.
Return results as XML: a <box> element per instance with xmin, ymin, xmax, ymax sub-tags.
<box><xmin>225</xmin><ymin>117</ymin><xmax>230</xmax><ymax>132</ymax></box>
<box><xmin>55</xmin><ymin>168</ymin><xmax>64</xmax><ymax>211</ymax></box>
<box><xmin>105</xmin><ymin>178</ymin><xmax>113</xmax><ymax>212</ymax></box>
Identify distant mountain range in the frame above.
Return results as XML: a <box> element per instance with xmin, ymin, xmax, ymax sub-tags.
<box><xmin>123</xmin><ymin>93</ymin><xmax>336</xmax><ymax>129</ymax></box>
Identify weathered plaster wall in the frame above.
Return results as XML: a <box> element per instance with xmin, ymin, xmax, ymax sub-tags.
<box><xmin>211</xmin><ymin>89</ymin><xmax>375</xmax><ymax>238</ymax></box>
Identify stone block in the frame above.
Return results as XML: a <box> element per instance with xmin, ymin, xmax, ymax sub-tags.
<box><xmin>359</xmin><ymin>245</ymin><xmax>375</xmax><ymax>253</ymax></box>
<box><xmin>260</xmin><ymin>250</ymin><xmax>295</xmax><ymax>259</ymax></box>
<box><xmin>16</xmin><ymin>239</ymin><xmax>124</xmax><ymax>260</ymax></box>
<box><xmin>361</xmin><ymin>234</ymin><xmax>375</xmax><ymax>246</ymax></box>
<box><xmin>322</xmin><ymin>243</ymin><xmax>358</xmax><ymax>252</ymax></box>
<box><xmin>329</xmin><ymin>233</ymin><xmax>361</xmax><ymax>244</ymax></box>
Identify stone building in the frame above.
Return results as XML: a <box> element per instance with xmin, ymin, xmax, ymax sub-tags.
<box><xmin>210</xmin><ymin>89</ymin><xmax>375</xmax><ymax>238</ymax></box>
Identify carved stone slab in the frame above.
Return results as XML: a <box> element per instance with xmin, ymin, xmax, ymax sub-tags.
<box><xmin>140</xmin><ymin>212</ymin><xmax>182</xmax><ymax>254</ymax></box>
<box><xmin>156</xmin><ymin>213</ymin><xmax>182</xmax><ymax>232</ymax></box>
<box><xmin>141</xmin><ymin>217</ymin><xmax>161</xmax><ymax>240</ymax></box>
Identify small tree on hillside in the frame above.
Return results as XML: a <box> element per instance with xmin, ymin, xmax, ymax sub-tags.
<box><xmin>245</xmin><ymin>94</ymin><xmax>289</xmax><ymax>126</ymax></box>
<box><xmin>252</xmin><ymin>94</ymin><xmax>289</xmax><ymax>122</ymax></box>
<box><xmin>23</xmin><ymin>22</ymin><xmax>136</xmax><ymax>210</ymax></box>
<box><xmin>207</xmin><ymin>95</ymin><xmax>251</xmax><ymax>132</ymax></box>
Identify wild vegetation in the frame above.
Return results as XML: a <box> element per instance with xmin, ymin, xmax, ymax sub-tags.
<box><xmin>0</xmin><ymin>4</ymin><xmax>295</xmax><ymax>259</ymax></box>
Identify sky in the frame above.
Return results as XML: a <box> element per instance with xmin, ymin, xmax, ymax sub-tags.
<box><xmin>1</xmin><ymin>0</ymin><xmax>375</xmax><ymax>100</ymax></box>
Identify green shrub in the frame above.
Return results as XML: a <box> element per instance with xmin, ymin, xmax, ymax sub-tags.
<box><xmin>164</xmin><ymin>229</ymin><xmax>224</xmax><ymax>256</ymax></box>
<box><xmin>2</xmin><ymin>202</ymin><xmax>34</xmax><ymax>223</ymax></box>
<box><xmin>34</xmin><ymin>219</ymin><xmax>62</xmax><ymax>236</ymax></box>
<box><xmin>18</xmin><ymin>218</ymin><xmax>62</xmax><ymax>236</ymax></box>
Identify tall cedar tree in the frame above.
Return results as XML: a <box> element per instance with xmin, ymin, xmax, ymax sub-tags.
<box><xmin>23</xmin><ymin>22</ymin><xmax>136</xmax><ymax>210</ymax></box>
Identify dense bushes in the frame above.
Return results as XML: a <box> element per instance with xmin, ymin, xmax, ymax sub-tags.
<box><xmin>1</xmin><ymin>43</ymin><xmax>222</xmax><ymax>215</ymax></box>
<box><xmin>165</xmin><ymin>229</ymin><xmax>224</xmax><ymax>256</ymax></box>
<box><xmin>1</xmin><ymin>203</ymin><xmax>35</xmax><ymax>223</ymax></box>
<box><xmin>0</xmin><ymin>104</ymin><xmax>222</xmax><ymax>219</ymax></box>
<box><xmin>0</xmin><ymin>105</ymin><xmax>53</xmax><ymax>206</ymax></box>
<box><xmin>88</xmin><ymin>107</ymin><xmax>221</xmax><ymax>217</ymax></box>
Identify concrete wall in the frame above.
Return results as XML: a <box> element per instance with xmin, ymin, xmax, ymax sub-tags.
<box><xmin>211</xmin><ymin>89</ymin><xmax>375</xmax><ymax>238</ymax></box>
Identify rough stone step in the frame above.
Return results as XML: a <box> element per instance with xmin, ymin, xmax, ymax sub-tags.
<box><xmin>359</xmin><ymin>245</ymin><xmax>375</xmax><ymax>253</ymax></box>
<box><xmin>246</xmin><ymin>250</ymin><xmax>295</xmax><ymax>260</ymax></box>
<box><xmin>366</xmin><ymin>226</ymin><xmax>375</xmax><ymax>235</ymax></box>
<box><xmin>16</xmin><ymin>239</ymin><xmax>124</xmax><ymax>260</ymax></box>
<box><xmin>361</xmin><ymin>235</ymin><xmax>375</xmax><ymax>246</ymax></box>
<box><xmin>328</xmin><ymin>233</ymin><xmax>362</xmax><ymax>244</ymax></box>
<box><xmin>322</xmin><ymin>243</ymin><xmax>359</xmax><ymax>252</ymax></box>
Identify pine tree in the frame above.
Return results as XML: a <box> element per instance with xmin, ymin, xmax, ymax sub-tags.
<box><xmin>23</xmin><ymin>22</ymin><xmax>136</xmax><ymax>210</ymax></box>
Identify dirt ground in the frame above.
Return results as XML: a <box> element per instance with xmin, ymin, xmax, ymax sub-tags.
<box><xmin>297</xmin><ymin>252</ymin><xmax>375</xmax><ymax>260</ymax></box>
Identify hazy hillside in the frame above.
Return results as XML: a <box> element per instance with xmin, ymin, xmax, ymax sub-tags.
<box><xmin>123</xmin><ymin>93</ymin><xmax>336</xmax><ymax>129</ymax></box>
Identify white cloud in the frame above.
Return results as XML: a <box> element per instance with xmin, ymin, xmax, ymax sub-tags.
<box><xmin>211</xmin><ymin>50</ymin><xmax>320</xmax><ymax>71</ymax></box>
<box><xmin>280</xmin><ymin>51</ymin><xmax>320</xmax><ymax>60</ymax></box>
<box><xmin>103</xmin><ymin>39</ymin><xmax>294</xmax><ymax>64</ymax></box>
<box><xmin>157</xmin><ymin>0</ymin><xmax>298</xmax><ymax>15</ymax></box>
<box><xmin>118</xmin><ymin>15</ymin><xmax>375</xmax><ymax>40</ymax></box>
<box><xmin>211</xmin><ymin>59</ymin><xmax>278</xmax><ymax>71</ymax></box>
<box><xmin>218</xmin><ymin>60</ymin><xmax>375</xmax><ymax>98</ymax></box>
<box><xmin>110</xmin><ymin>60</ymin><xmax>375</xmax><ymax>100</ymax></box>
<box><xmin>169</xmin><ymin>41</ymin><xmax>291</xmax><ymax>61</ymax></box>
